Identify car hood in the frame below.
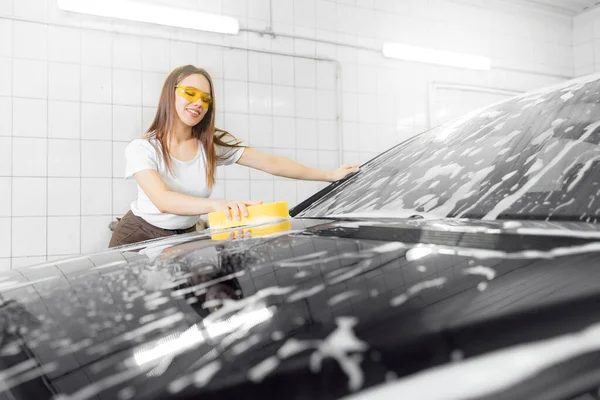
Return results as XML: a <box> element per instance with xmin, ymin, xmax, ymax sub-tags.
<box><xmin>3</xmin><ymin>217</ymin><xmax>600</xmax><ymax>399</ymax></box>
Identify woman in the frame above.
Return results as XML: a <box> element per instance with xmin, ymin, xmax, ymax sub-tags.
<box><xmin>109</xmin><ymin>65</ymin><xmax>358</xmax><ymax>248</ymax></box>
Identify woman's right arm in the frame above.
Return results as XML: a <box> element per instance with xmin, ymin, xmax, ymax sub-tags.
<box><xmin>134</xmin><ymin>169</ymin><xmax>260</xmax><ymax>220</ymax></box>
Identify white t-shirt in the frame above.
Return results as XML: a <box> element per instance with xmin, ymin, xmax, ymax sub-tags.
<box><xmin>124</xmin><ymin>136</ymin><xmax>245</xmax><ymax>229</ymax></box>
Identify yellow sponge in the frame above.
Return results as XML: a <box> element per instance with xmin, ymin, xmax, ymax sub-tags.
<box><xmin>207</xmin><ymin>201</ymin><xmax>290</xmax><ymax>230</ymax></box>
<box><xmin>211</xmin><ymin>220</ymin><xmax>292</xmax><ymax>240</ymax></box>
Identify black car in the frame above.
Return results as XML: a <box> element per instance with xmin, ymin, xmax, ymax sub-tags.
<box><xmin>5</xmin><ymin>74</ymin><xmax>600</xmax><ymax>400</ymax></box>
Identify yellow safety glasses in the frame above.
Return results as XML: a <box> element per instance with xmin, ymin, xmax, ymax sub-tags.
<box><xmin>175</xmin><ymin>85</ymin><xmax>213</xmax><ymax>109</ymax></box>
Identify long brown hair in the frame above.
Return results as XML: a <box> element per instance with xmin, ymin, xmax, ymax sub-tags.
<box><xmin>145</xmin><ymin>65</ymin><xmax>242</xmax><ymax>189</ymax></box>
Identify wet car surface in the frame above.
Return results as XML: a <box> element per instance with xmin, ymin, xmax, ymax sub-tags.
<box><xmin>6</xmin><ymin>74</ymin><xmax>600</xmax><ymax>399</ymax></box>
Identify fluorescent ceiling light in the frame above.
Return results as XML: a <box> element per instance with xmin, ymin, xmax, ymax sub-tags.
<box><xmin>57</xmin><ymin>0</ymin><xmax>239</xmax><ymax>35</ymax></box>
<box><xmin>382</xmin><ymin>42</ymin><xmax>491</xmax><ymax>71</ymax></box>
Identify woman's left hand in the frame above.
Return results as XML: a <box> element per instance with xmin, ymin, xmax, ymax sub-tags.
<box><xmin>327</xmin><ymin>164</ymin><xmax>360</xmax><ymax>182</ymax></box>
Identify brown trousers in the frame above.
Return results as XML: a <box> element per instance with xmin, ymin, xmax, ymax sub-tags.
<box><xmin>108</xmin><ymin>211</ymin><xmax>197</xmax><ymax>248</ymax></box>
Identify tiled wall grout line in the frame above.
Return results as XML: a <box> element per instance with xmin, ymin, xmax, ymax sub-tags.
<box><xmin>109</xmin><ymin>36</ymin><xmax>115</xmax><ymax>232</ymax></box>
<box><xmin>79</xmin><ymin>25</ymin><xmax>83</xmax><ymax>256</ymax></box>
<box><xmin>9</xmin><ymin>12</ymin><xmax>13</xmax><ymax>269</ymax></box>
<box><xmin>45</xmin><ymin>18</ymin><xmax>49</xmax><ymax>266</ymax></box>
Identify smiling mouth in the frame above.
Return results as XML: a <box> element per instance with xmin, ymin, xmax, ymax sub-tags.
<box><xmin>186</xmin><ymin>109</ymin><xmax>201</xmax><ymax>117</ymax></box>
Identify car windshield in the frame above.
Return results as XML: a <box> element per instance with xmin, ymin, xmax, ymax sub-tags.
<box><xmin>296</xmin><ymin>74</ymin><xmax>600</xmax><ymax>222</ymax></box>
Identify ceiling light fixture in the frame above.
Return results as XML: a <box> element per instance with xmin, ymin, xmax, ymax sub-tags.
<box><xmin>382</xmin><ymin>42</ymin><xmax>491</xmax><ymax>71</ymax></box>
<box><xmin>57</xmin><ymin>0</ymin><xmax>239</xmax><ymax>35</ymax></box>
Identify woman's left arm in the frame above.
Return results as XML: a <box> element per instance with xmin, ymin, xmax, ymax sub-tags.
<box><xmin>236</xmin><ymin>148</ymin><xmax>359</xmax><ymax>182</ymax></box>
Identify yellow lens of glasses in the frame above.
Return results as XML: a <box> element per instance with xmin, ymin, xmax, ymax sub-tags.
<box><xmin>175</xmin><ymin>85</ymin><xmax>213</xmax><ymax>109</ymax></box>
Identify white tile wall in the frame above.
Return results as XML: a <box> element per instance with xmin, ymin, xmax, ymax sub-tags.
<box><xmin>0</xmin><ymin>97</ymin><xmax>11</xmax><ymax>135</ymax></box>
<box><xmin>12</xmin><ymin>177</ymin><xmax>46</xmax><ymax>216</ymax></box>
<box><xmin>211</xmin><ymin>181</ymin><xmax>225</xmax><ymax>199</ymax></box>
<box><xmin>12</xmin><ymin>217</ymin><xmax>46</xmax><ymax>257</ymax></box>
<box><xmin>13</xmin><ymin>98</ymin><xmax>47</xmax><ymax>137</ymax></box>
<box><xmin>318</xmin><ymin>120</ymin><xmax>338</xmax><ymax>150</ymax></box>
<box><xmin>14</xmin><ymin>0</ymin><xmax>46</xmax><ymax>21</ymax></box>
<box><xmin>296</xmin><ymin>149</ymin><xmax>318</xmax><ymax>169</ymax></box>
<box><xmin>82</xmin><ymin>66</ymin><xmax>112</xmax><ymax>103</ymax></box>
<box><xmin>170</xmin><ymin>40</ymin><xmax>197</xmax><ymax>69</ymax></box>
<box><xmin>143</xmin><ymin>107</ymin><xmax>157</xmax><ymax>131</ymax></box>
<box><xmin>113</xmin><ymin>69</ymin><xmax>142</xmax><ymax>106</ymax></box>
<box><xmin>317</xmin><ymin>90</ymin><xmax>337</xmax><ymax>121</ymax></box>
<box><xmin>272</xmin><ymin>55</ymin><xmax>295</xmax><ymax>86</ymax></box>
<box><xmin>13</xmin><ymin>21</ymin><xmax>47</xmax><ymax>60</ymax></box>
<box><xmin>249</xmin><ymin>115</ymin><xmax>273</xmax><ymax>147</ymax></box>
<box><xmin>112</xmin><ymin>142</ymin><xmax>128</xmax><ymax>178</ymax></box>
<box><xmin>225</xmin><ymin>180</ymin><xmax>251</xmax><ymax>201</ymax></box>
<box><xmin>318</xmin><ymin>150</ymin><xmax>339</xmax><ymax>171</ymax></box>
<box><xmin>48</xmin><ymin>101</ymin><xmax>80</xmax><ymax>139</ymax></box>
<box><xmin>0</xmin><ymin>178</ymin><xmax>10</xmax><ymax>217</ymax></box>
<box><xmin>0</xmin><ymin>0</ymin><xmax>12</xmax><ymax>15</ymax></box>
<box><xmin>113</xmin><ymin>106</ymin><xmax>142</xmax><ymax>141</ymax></box>
<box><xmin>1</xmin><ymin>0</ymin><xmax>576</xmax><ymax>268</ymax></box>
<box><xmin>295</xmin><ymin>58</ymin><xmax>316</xmax><ymax>88</ymax></box>
<box><xmin>574</xmin><ymin>8</ymin><xmax>600</xmax><ymax>76</ymax></box>
<box><xmin>197</xmin><ymin>45</ymin><xmax>224</xmax><ymax>78</ymax></box>
<box><xmin>113</xmin><ymin>34</ymin><xmax>142</xmax><ymax>70</ymax></box>
<box><xmin>11</xmin><ymin>256</ymin><xmax>47</xmax><ymax>269</ymax></box>
<box><xmin>274</xmin><ymin>117</ymin><xmax>296</xmax><ymax>148</ymax></box>
<box><xmin>82</xmin><ymin>178</ymin><xmax>112</xmax><ymax>215</ymax></box>
<box><xmin>249</xmin><ymin>53</ymin><xmax>272</xmax><ymax>84</ymax></box>
<box><xmin>249</xmin><ymin>83</ymin><xmax>272</xmax><ymax>115</ymax></box>
<box><xmin>48</xmin><ymin>63</ymin><xmax>80</xmax><ymax>101</ymax></box>
<box><xmin>274</xmin><ymin>180</ymin><xmax>298</xmax><ymax>208</ymax></box>
<box><xmin>224</xmin><ymin>163</ymin><xmax>250</xmax><ymax>180</ymax></box>
<box><xmin>48</xmin><ymin>178</ymin><xmax>80</xmax><ymax>216</ymax></box>
<box><xmin>224</xmin><ymin>49</ymin><xmax>249</xmax><ymax>81</ymax></box>
<box><xmin>48</xmin><ymin>26</ymin><xmax>81</xmax><ymax>64</ymax></box>
<box><xmin>0</xmin><ymin>218</ymin><xmax>10</xmax><ymax>258</ymax></box>
<box><xmin>250</xmin><ymin>147</ymin><xmax>274</xmax><ymax>180</ymax></box>
<box><xmin>142</xmin><ymin>38</ymin><xmax>169</xmax><ymax>72</ymax></box>
<box><xmin>0</xmin><ymin>138</ymin><xmax>11</xmax><ymax>176</ymax></box>
<box><xmin>0</xmin><ymin>20</ymin><xmax>12</xmax><ymax>58</ymax></box>
<box><xmin>48</xmin><ymin>216</ymin><xmax>80</xmax><ymax>255</ymax></box>
<box><xmin>0</xmin><ymin>57</ymin><xmax>11</xmax><ymax>97</ymax></box>
<box><xmin>142</xmin><ymin>72</ymin><xmax>164</xmax><ymax>107</ymax></box>
<box><xmin>250</xmin><ymin>180</ymin><xmax>274</xmax><ymax>203</ymax></box>
<box><xmin>82</xmin><ymin>31</ymin><xmax>113</xmax><ymax>67</ymax></box>
<box><xmin>13</xmin><ymin>138</ymin><xmax>46</xmax><ymax>176</ymax></box>
<box><xmin>82</xmin><ymin>104</ymin><xmax>112</xmax><ymax>140</ymax></box>
<box><xmin>82</xmin><ymin>141</ymin><xmax>112</xmax><ymax>177</ymax></box>
<box><xmin>224</xmin><ymin>113</ymin><xmax>250</xmax><ymax>143</ymax></box>
<box><xmin>81</xmin><ymin>216</ymin><xmax>112</xmax><ymax>254</ymax></box>
<box><xmin>294</xmin><ymin>88</ymin><xmax>317</xmax><ymax>118</ymax></box>
<box><xmin>224</xmin><ymin>81</ymin><xmax>249</xmax><ymax>113</ymax></box>
<box><xmin>112</xmin><ymin>179</ymin><xmax>137</xmax><ymax>215</ymax></box>
<box><xmin>295</xmin><ymin>119</ymin><xmax>318</xmax><ymax>149</ymax></box>
<box><xmin>342</xmin><ymin>121</ymin><xmax>360</xmax><ymax>151</ymax></box>
<box><xmin>273</xmin><ymin>85</ymin><xmax>295</xmax><ymax>116</ymax></box>
<box><xmin>13</xmin><ymin>59</ymin><xmax>47</xmax><ymax>99</ymax></box>
<box><xmin>48</xmin><ymin>139</ymin><xmax>80</xmax><ymax>177</ymax></box>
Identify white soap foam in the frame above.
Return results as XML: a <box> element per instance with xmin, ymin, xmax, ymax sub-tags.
<box><xmin>463</xmin><ymin>266</ymin><xmax>496</xmax><ymax>280</ymax></box>
<box><xmin>328</xmin><ymin>291</ymin><xmax>361</xmax><ymax>307</ymax></box>
<box><xmin>248</xmin><ymin>356</ymin><xmax>279</xmax><ymax>383</ymax></box>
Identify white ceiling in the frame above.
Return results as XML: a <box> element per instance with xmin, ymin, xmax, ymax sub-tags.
<box><xmin>521</xmin><ymin>0</ymin><xmax>600</xmax><ymax>15</ymax></box>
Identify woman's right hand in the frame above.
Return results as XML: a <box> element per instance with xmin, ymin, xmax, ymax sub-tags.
<box><xmin>210</xmin><ymin>199</ymin><xmax>263</xmax><ymax>221</ymax></box>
